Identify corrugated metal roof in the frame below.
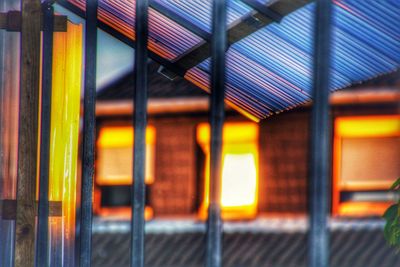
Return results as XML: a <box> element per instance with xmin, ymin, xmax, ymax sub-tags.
<box><xmin>64</xmin><ymin>0</ymin><xmax>400</xmax><ymax>121</ymax></box>
<box><xmin>151</xmin><ymin>0</ymin><xmax>253</xmax><ymax>33</ymax></box>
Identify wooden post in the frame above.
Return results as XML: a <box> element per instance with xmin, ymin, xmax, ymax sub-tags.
<box><xmin>14</xmin><ymin>0</ymin><xmax>41</xmax><ymax>266</ymax></box>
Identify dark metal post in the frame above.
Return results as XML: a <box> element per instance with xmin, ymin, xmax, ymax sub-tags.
<box><xmin>35</xmin><ymin>3</ymin><xmax>54</xmax><ymax>267</ymax></box>
<box><xmin>309</xmin><ymin>1</ymin><xmax>332</xmax><ymax>267</ymax></box>
<box><xmin>130</xmin><ymin>0</ymin><xmax>149</xmax><ymax>266</ymax></box>
<box><xmin>79</xmin><ymin>0</ymin><xmax>98</xmax><ymax>266</ymax></box>
<box><xmin>206</xmin><ymin>1</ymin><xmax>227</xmax><ymax>267</ymax></box>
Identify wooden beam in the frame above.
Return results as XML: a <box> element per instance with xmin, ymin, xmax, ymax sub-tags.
<box><xmin>0</xmin><ymin>11</ymin><xmax>67</xmax><ymax>32</ymax></box>
<box><xmin>1</xmin><ymin>200</ymin><xmax>62</xmax><ymax>220</ymax></box>
<box><xmin>172</xmin><ymin>0</ymin><xmax>312</xmax><ymax>72</ymax></box>
<box><xmin>58</xmin><ymin>0</ymin><xmax>311</xmax><ymax>77</ymax></box>
<box><xmin>14</xmin><ymin>0</ymin><xmax>42</xmax><ymax>266</ymax></box>
<box><xmin>57</xmin><ymin>0</ymin><xmax>186</xmax><ymax>76</ymax></box>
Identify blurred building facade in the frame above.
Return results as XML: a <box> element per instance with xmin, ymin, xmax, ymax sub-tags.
<box><xmin>90</xmin><ymin>64</ymin><xmax>400</xmax><ymax>267</ymax></box>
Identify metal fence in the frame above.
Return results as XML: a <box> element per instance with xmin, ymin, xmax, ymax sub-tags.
<box><xmin>76</xmin><ymin>0</ymin><xmax>332</xmax><ymax>267</ymax></box>
<box><xmin>3</xmin><ymin>0</ymin><xmax>333</xmax><ymax>266</ymax></box>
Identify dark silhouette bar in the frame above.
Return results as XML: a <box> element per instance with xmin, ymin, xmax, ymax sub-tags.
<box><xmin>206</xmin><ymin>1</ymin><xmax>227</xmax><ymax>267</ymax></box>
<box><xmin>79</xmin><ymin>0</ymin><xmax>98</xmax><ymax>266</ymax></box>
<box><xmin>35</xmin><ymin>3</ymin><xmax>54</xmax><ymax>267</ymax></box>
<box><xmin>309</xmin><ymin>0</ymin><xmax>333</xmax><ymax>267</ymax></box>
<box><xmin>240</xmin><ymin>0</ymin><xmax>282</xmax><ymax>22</ymax></box>
<box><xmin>130</xmin><ymin>0</ymin><xmax>149</xmax><ymax>267</ymax></box>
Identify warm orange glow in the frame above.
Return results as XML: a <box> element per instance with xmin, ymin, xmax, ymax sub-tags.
<box><xmin>96</xmin><ymin>126</ymin><xmax>156</xmax><ymax>185</ymax></box>
<box><xmin>333</xmin><ymin>115</ymin><xmax>400</xmax><ymax>216</ymax></box>
<box><xmin>48</xmin><ymin>21</ymin><xmax>83</xmax><ymax>262</ymax></box>
<box><xmin>197</xmin><ymin>123</ymin><xmax>259</xmax><ymax>220</ymax></box>
<box><xmin>221</xmin><ymin>152</ymin><xmax>258</xmax><ymax>207</ymax></box>
<box><xmin>97</xmin><ymin>126</ymin><xmax>156</xmax><ymax>147</ymax></box>
<box><xmin>338</xmin><ymin>202</ymin><xmax>393</xmax><ymax>217</ymax></box>
<box><xmin>335</xmin><ymin>115</ymin><xmax>400</xmax><ymax>138</ymax></box>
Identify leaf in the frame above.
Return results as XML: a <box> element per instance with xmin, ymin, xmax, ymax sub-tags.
<box><xmin>383</xmin><ymin>204</ymin><xmax>400</xmax><ymax>246</ymax></box>
<box><xmin>384</xmin><ymin>179</ymin><xmax>400</xmax><ymax>248</ymax></box>
<box><xmin>390</xmin><ymin>178</ymin><xmax>400</xmax><ymax>190</ymax></box>
<box><xmin>383</xmin><ymin>204</ymin><xmax>398</xmax><ymax>221</ymax></box>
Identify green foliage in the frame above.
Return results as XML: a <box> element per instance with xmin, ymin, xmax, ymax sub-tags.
<box><xmin>383</xmin><ymin>178</ymin><xmax>400</xmax><ymax>247</ymax></box>
<box><xmin>390</xmin><ymin>178</ymin><xmax>400</xmax><ymax>191</ymax></box>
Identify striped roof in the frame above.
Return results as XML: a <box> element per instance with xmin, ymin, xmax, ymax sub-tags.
<box><xmin>60</xmin><ymin>0</ymin><xmax>400</xmax><ymax>120</ymax></box>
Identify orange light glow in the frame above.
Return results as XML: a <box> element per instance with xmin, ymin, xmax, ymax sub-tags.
<box><xmin>335</xmin><ymin>115</ymin><xmax>400</xmax><ymax>138</ymax></box>
<box><xmin>333</xmin><ymin>115</ymin><xmax>400</xmax><ymax>216</ymax></box>
<box><xmin>48</xmin><ymin>21</ymin><xmax>83</xmax><ymax>263</ymax></box>
<box><xmin>197</xmin><ymin>123</ymin><xmax>259</xmax><ymax>220</ymax></box>
<box><xmin>96</xmin><ymin>126</ymin><xmax>156</xmax><ymax>185</ymax></box>
<box><xmin>338</xmin><ymin>202</ymin><xmax>393</xmax><ymax>217</ymax></box>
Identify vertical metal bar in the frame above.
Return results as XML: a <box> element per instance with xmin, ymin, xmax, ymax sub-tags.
<box><xmin>79</xmin><ymin>0</ymin><xmax>98</xmax><ymax>266</ymax></box>
<box><xmin>35</xmin><ymin>3</ymin><xmax>54</xmax><ymax>267</ymax></box>
<box><xmin>130</xmin><ymin>0</ymin><xmax>148</xmax><ymax>266</ymax></box>
<box><xmin>206</xmin><ymin>1</ymin><xmax>227</xmax><ymax>267</ymax></box>
<box><xmin>308</xmin><ymin>1</ymin><xmax>332</xmax><ymax>267</ymax></box>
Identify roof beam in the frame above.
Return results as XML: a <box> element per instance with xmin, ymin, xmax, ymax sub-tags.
<box><xmin>240</xmin><ymin>0</ymin><xmax>283</xmax><ymax>22</ymax></box>
<box><xmin>0</xmin><ymin>11</ymin><xmax>67</xmax><ymax>31</ymax></box>
<box><xmin>58</xmin><ymin>0</ymin><xmax>312</xmax><ymax>77</ymax></box>
<box><xmin>172</xmin><ymin>0</ymin><xmax>312</xmax><ymax>72</ymax></box>
<box><xmin>57</xmin><ymin>0</ymin><xmax>187</xmax><ymax>76</ymax></box>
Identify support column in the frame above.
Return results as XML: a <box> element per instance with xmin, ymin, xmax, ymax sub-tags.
<box><xmin>35</xmin><ymin>3</ymin><xmax>54</xmax><ymax>266</ymax></box>
<box><xmin>79</xmin><ymin>0</ymin><xmax>98</xmax><ymax>266</ymax></box>
<box><xmin>130</xmin><ymin>0</ymin><xmax>149</xmax><ymax>267</ymax></box>
<box><xmin>14</xmin><ymin>0</ymin><xmax>41</xmax><ymax>266</ymax></box>
<box><xmin>308</xmin><ymin>1</ymin><xmax>333</xmax><ymax>267</ymax></box>
<box><xmin>206</xmin><ymin>1</ymin><xmax>227</xmax><ymax>267</ymax></box>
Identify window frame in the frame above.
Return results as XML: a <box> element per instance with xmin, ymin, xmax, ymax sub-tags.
<box><xmin>332</xmin><ymin>115</ymin><xmax>400</xmax><ymax>216</ymax></box>
<box><xmin>94</xmin><ymin>122</ymin><xmax>156</xmax><ymax>219</ymax></box>
<box><xmin>196</xmin><ymin>122</ymin><xmax>259</xmax><ymax>220</ymax></box>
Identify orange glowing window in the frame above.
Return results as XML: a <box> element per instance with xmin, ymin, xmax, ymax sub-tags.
<box><xmin>97</xmin><ymin>126</ymin><xmax>156</xmax><ymax>185</ymax></box>
<box><xmin>95</xmin><ymin>125</ymin><xmax>155</xmax><ymax>219</ymax></box>
<box><xmin>197</xmin><ymin>122</ymin><xmax>259</xmax><ymax>220</ymax></box>
<box><xmin>333</xmin><ymin>115</ymin><xmax>400</xmax><ymax>216</ymax></box>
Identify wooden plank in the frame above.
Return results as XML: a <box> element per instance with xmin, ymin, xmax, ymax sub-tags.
<box><xmin>14</xmin><ymin>0</ymin><xmax>42</xmax><ymax>266</ymax></box>
<box><xmin>0</xmin><ymin>11</ymin><xmax>67</xmax><ymax>32</ymax></box>
<box><xmin>1</xmin><ymin>200</ymin><xmax>62</xmax><ymax>220</ymax></box>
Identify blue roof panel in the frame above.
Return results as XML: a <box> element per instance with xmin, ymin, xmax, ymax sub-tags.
<box><xmin>65</xmin><ymin>0</ymin><xmax>400</xmax><ymax>120</ymax></box>
<box><xmin>151</xmin><ymin>0</ymin><xmax>253</xmax><ymax>32</ymax></box>
<box><xmin>192</xmin><ymin>1</ymin><xmax>400</xmax><ymax>119</ymax></box>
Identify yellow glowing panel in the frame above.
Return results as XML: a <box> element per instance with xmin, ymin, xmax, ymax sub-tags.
<box><xmin>338</xmin><ymin>202</ymin><xmax>392</xmax><ymax>217</ymax></box>
<box><xmin>221</xmin><ymin>153</ymin><xmax>257</xmax><ymax>207</ymax></box>
<box><xmin>335</xmin><ymin>115</ymin><xmax>400</xmax><ymax>138</ymax></box>
<box><xmin>97</xmin><ymin>126</ymin><xmax>156</xmax><ymax>185</ymax></box>
<box><xmin>197</xmin><ymin>122</ymin><xmax>259</xmax><ymax>220</ymax></box>
<box><xmin>98</xmin><ymin>126</ymin><xmax>156</xmax><ymax>147</ymax></box>
<box><xmin>48</xmin><ymin>21</ymin><xmax>83</xmax><ymax>262</ymax></box>
<box><xmin>197</xmin><ymin>122</ymin><xmax>259</xmax><ymax>145</ymax></box>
